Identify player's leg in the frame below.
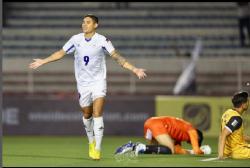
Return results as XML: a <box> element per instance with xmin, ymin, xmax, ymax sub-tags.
<box><xmin>231</xmin><ymin>146</ymin><xmax>250</xmax><ymax>159</ymax></box>
<box><xmin>78</xmin><ymin>88</ymin><xmax>95</xmax><ymax>159</ymax></box>
<box><xmin>81</xmin><ymin>105</ymin><xmax>95</xmax><ymax>144</ymax></box>
<box><xmin>81</xmin><ymin>105</ymin><xmax>97</xmax><ymax>159</ymax></box>
<box><xmin>88</xmin><ymin>97</ymin><xmax>105</xmax><ymax>160</ymax></box>
<box><xmin>155</xmin><ymin>134</ymin><xmax>175</xmax><ymax>154</ymax></box>
<box><xmin>91</xmin><ymin>80</ymin><xmax>107</xmax><ymax>160</ymax></box>
<box><xmin>144</xmin><ymin>122</ymin><xmax>175</xmax><ymax>153</ymax></box>
<box><xmin>92</xmin><ymin>97</ymin><xmax>105</xmax><ymax>152</ymax></box>
<box><xmin>135</xmin><ymin>143</ymin><xmax>172</xmax><ymax>155</ymax></box>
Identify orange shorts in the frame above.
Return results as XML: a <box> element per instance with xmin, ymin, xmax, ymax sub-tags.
<box><xmin>144</xmin><ymin>119</ymin><xmax>168</xmax><ymax>140</ymax></box>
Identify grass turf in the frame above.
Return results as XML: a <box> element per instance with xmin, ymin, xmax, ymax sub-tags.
<box><xmin>2</xmin><ymin>136</ymin><xmax>250</xmax><ymax>167</ymax></box>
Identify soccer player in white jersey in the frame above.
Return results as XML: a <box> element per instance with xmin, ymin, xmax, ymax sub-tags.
<box><xmin>29</xmin><ymin>14</ymin><xmax>147</xmax><ymax>160</ymax></box>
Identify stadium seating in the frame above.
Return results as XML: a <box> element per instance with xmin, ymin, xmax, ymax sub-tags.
<box><xmin>2</xmin><ymin>2</ymin><xmax>250</xmax><ymax>96</ymax></box>
<box><xmin>3</xmin><ymin>2</ymin><xmax>250</xmax><ymax>57</ymax></box>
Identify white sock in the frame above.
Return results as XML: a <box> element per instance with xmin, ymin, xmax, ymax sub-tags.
<box><xmin>93</xmin><ymin>116</ymin><xmax>104</xmax><ymax>151</ymax></box>
<box><xmin>82</xmin><ymin>116</ymin><xmax>94</xmax><ymax>144</ymax></box>
<box><xmin>140</xmin><ymin>144</ymin><xmax>146</xmax><ymax>151</ymax></box>
<box><xmin>137</xmin><ymin>144</ymin><xmax>146</xmax><ymax>152</ymax></box>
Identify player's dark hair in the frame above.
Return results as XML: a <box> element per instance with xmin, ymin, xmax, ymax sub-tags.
<box><xmin>232</xmin><ymin>91</ymin><xmax>249</xmax><ymax>108</ymax></box>
<box><xmin>196</xmin><ymin>129</ymin><xmax>203</xmax><ymax>147</ymax></box>
<box><xmin>84</xmin><ymin>14</ymin><xmax>99</xmax><ymax>24</ymax></box>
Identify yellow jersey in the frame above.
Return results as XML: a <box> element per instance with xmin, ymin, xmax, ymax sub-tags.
<box><xmin>221</xmin><ymin>109</ymin><xmax>247</xmax><ymax>157</ymax></box>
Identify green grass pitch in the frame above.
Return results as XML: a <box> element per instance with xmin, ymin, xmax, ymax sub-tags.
<box><xmin>3</xmin><ymin>136</ymin><xmax>250</xmax><ymax>167</ymax></box>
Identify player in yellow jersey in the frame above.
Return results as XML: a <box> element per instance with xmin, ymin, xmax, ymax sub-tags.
<box><xmin>218</xmin><ymin>91</ymin><xmax>250</xmax><ymax>159</ymax></box>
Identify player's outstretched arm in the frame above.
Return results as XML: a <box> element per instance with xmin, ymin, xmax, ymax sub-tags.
<box><xmin>110</xmin><ymin>50</ymin><xmax>147</xmax><ymax>79</ymax></box>
<box><xmin>188</xmin><ymin>129</ymin><xmax>204</xmax><ymax>155</ymax></box>
<box><xmin>217</xmin><ymin>128</ymin><xmax>230</xmax><ymax>159</ymax></box>
<box><xmin>29</xmin><ymin>49</ymin><xmax>66</xmax><ymax>69</ymax></box>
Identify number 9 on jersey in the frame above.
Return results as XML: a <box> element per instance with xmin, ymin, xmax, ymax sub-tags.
<box><xmin>83</xmin><ymin>56</ymin><xmax>89</xmax><ymax>66</ymax></box>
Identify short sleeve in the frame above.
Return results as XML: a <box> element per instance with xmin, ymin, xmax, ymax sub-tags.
<box><xmin>145</xmin><ymin>129</ymin><xmax>153</xmax><ymax>141</ymax></box>
<box><xmin>102</xmin><ymin>37</ymin><xmax>115</xmax><ymax>54</ymax></box>
<box><xmin>225</xmin><ymin>116</ymin><xmax>242</xmax><ymax>133</ymax></box>
<box><xmin>62</xmin><ymin>36</ymin><xmax>76</xmax><ymax>54</ymax></box>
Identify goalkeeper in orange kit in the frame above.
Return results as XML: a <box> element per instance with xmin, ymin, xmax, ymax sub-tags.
<box><xmin>115</xmin><ymin>116</ymin><xmax>211</xmax><ymax>156</ymax></box>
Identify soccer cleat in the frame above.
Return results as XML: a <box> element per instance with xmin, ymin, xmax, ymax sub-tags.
<box><xmin>114</xmin><ymin>141</ymin><xmax>135</xmax><ymax>155</ymax></box>
<box><xmin>89</xmin><ymin>141</ymin><xmax>96</xmax><ymax>159</ymax></box>
<box><xmin>92</xmin><ymin>149</ymin><xmax>101</xmax><ymax>160</ymax></box>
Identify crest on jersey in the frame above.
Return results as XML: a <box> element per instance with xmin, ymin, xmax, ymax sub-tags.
<box><xmin>231</xmin><ymin>120</ymin><xmax>238</xmax><ymax>127</ymax></box>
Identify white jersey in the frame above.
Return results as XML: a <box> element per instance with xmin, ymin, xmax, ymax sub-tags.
<box><xmin>62</xmin><ymin>32</ymin><xmax>115</xmax><ymax>86</ymax></box>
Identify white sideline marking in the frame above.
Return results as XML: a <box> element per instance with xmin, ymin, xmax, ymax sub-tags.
<box><xmin>201</xmin><ymin>157</ymin><xmax>219</xmax><ymax>161</ymax></box>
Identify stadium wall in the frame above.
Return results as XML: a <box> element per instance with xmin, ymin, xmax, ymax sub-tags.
<box><xmin>4</xmin><ymin>95</ymin><xmax>249</xmax><ymax>137</ymax></box>
<box><xmin>2</xmin><ymin>96</ymin><xmax>154</xmax><ymax>136</ymax></box>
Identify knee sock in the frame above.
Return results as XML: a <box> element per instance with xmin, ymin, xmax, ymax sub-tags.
<box><xmin>143</xmin><ymin>145</ymin><xmax>172</xmax><ymax>154</ymax></box>
<box><xmin>82</xmin><ymin>116</ymin><xmax>94</xmax><ymax>144</ymax></box>
<box><xmin>93</xmin><ymin>116</ymin><xmax>104</xmax><ymax>151</ymax></box>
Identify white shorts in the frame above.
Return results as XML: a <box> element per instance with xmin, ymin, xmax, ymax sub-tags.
<box><xmin>77</xmin><ymin>80</ymin><xmax>107</xmax><ymax>108</ymax></box>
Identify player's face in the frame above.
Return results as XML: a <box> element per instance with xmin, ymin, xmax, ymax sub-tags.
<box><xmin>243</xmin><ymin>99</ymin><xmax>249</xmax><ymax>111</ymax></box>
<box><xmin>82</xmin><ymin>17</ymin><xmax>98</xmax><ymax>33</ymax></box>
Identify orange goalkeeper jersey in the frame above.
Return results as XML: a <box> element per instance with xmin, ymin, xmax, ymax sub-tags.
<box><xmin>144</xmin><ymin>116</ymin><xmax>195</xmax><ymax>143</ymax></box>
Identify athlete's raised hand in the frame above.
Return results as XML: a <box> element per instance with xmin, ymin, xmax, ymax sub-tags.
<box><xmin>29</xmin><ymin>59</ymin><xmax>45</xmax><ymax>69</ymax></box>
<box><xmin>133</xmin><ymin>68</ymin><xmax>147</xmax><ymax>79</ymax></box>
